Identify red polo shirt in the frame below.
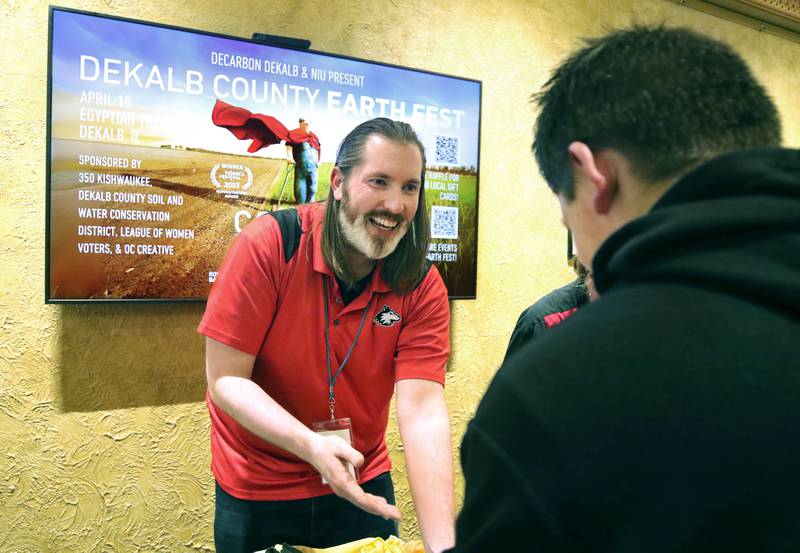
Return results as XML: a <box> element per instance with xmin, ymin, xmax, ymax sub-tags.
<box><xmin>197</xmin><ymin>202</ymin><xmax>450</xmax><ymax>501</ymax></box>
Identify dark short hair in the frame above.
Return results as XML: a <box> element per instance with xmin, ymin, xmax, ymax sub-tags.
<box><xmin>322</xmin><ymin>117</ymin><xmax>430</xmax><ymax>295</ymax></box>
<box><xmin>533</xmin><ymin>25</ymin><xmax>782</xmax><ymax>199</ymax></box>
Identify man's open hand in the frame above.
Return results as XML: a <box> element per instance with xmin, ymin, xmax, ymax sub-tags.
<box><xmin>308</xmin><ymin>433</ymin><xmax>401</xmax><ymax>521</ymax></box>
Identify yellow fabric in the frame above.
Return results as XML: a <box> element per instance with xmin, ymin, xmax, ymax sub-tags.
<box><xmin>293</xmin><ymin>535</ymin><xmax>424</xmax><ymax>553</ymax></box>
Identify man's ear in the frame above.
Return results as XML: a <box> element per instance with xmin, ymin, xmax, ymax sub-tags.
<box><xmin>330</xmin><ymin>166</ymin><xmax>344</xmax><ymax>201</ymax></box>
<box><xmin>568</xmin><ymin>141</ymin><xmax>617</xmax><ymax>215</ymax></box>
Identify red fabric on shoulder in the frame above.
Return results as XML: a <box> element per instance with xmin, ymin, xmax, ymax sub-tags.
<box><xmin>287</xmin><ymin>128</ymin><xmax>321</xmax><ymax>158</ymax></box>
<box><xmin>543</xmin><ymin>307</ymin><xmax>578</xmax><ymax>329</ymax></box>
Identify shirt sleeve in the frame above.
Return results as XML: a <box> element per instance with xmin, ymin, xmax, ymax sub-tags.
<box><xmin>394</xmin><ymin>265</ymin><xmax>451</xmax><ymax>384</ymax></box>
<box><xmin>197</xmin><ymin>215</ymin><xmax>284</xmax><ymax>356</ymax></box>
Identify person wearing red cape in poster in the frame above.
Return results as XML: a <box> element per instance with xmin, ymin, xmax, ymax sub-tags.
<box><xmin>286</xmin><ymin>118</ymin><xmax>321</xmax><ymax>203</ymax></box>
<box><xmin>211</xmin><ymin>100</ymin><xmax>321</xmax><ymax>203</ymax></box>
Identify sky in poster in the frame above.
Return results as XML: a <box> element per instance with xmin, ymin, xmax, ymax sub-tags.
<box><xmin>51</xmin><ymin>9</ymin><xmax>480</xmax><ymax>166</ymax></box>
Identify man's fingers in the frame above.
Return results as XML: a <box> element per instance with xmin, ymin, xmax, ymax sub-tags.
<box><xmin>327</xmin><ymin>436</ymin><xmax>364</xmax><ymax>468</ymax></box>
<box><xmin>315</xmin><ymin>436</ymin><xmax>398</xmax><ymax>519</ymax></box>
<box><xmin>349</xmin><ymin>488</ymin><xmax>402</xmax><ymax>521</ymax></box>
<box><xmin>369</xmin><ymin>499</ymin><xmax>401</xmax><ymax>521</ymax></box>
<box><xmin>373</xmin><ymin>500</ymin><xmax>401</xmax><ymax>521</ymax></box>
<box><xmin>346</xmin><ymin>449</ymin><xmax>365</xmax><ymax>468</ymax></box>
<box><xmin>330</xmin><ymin>477</ymin><xmax>401</xmax><ymax>521</ymax></box>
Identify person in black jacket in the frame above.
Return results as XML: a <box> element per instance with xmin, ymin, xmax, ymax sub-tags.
<box><xmin>451</xmin><ymin>26</ymin><xmax>800</xmax><ymax>553</ymax></box>
<box><xmin>504</xmin><ymin>259</ymin><xmax>592</xmax><ymax>362</ymax></box>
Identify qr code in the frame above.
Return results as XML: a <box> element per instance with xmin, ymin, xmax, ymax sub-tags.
<box><xmin>435</xmin><ymin>135</ymin><xmax>459</xmax><ymax>165</ymax></box>
<box><xmin>431</xmin><ymin>205</ymin><xmax>459</xmax><ymax>239</ymax></box>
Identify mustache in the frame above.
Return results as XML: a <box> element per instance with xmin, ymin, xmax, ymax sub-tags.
<box><xmin>365</xmin><ymin>210</ymin><xmax>406</xmax><ymax>225</ymax></box>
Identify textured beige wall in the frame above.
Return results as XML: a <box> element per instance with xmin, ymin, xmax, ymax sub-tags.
<box><xmin>1</xmin><ymin>0</ymin><xmax>798</xmax><ymax>550</ymax></box>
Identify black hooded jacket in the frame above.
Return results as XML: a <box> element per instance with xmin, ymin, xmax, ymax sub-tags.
<box><xmin>452</xmin><ymin>149</ymin><xmax>800</xmax><ymax>553</ymax></box>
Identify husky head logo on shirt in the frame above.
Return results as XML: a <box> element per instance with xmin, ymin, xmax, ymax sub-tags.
<box><xmin>374</xmin><ymin>305</ymin><xmax>401</xmax><ymax>327</ymax></box>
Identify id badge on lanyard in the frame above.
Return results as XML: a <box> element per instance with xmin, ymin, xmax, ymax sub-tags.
<box><xmin>313</xmin><ymin>274</ymin><xmax>371</xmax><ymax>485</ymax></box>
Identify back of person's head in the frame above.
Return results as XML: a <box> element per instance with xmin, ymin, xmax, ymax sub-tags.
<box><xmin>533</xmin><ymin>25</ymin><xmax>782</xmax><ymax>199</ymax></box>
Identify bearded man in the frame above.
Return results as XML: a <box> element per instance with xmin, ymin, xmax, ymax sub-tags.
<box><xmin>198</xmin><ymin>118</ymin><xmax>455</xmax><ymax>553</ymax></box>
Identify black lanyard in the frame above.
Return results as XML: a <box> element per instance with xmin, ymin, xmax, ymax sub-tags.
<box><xmin>323</xmin><ymin>274</ymin><xmax>371</xmax><ymax>421</ymax></box>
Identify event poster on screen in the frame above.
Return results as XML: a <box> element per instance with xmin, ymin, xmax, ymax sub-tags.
<box><xmin>47</xmin><ymin>8</ymin><xmax>481</xmax><ymax>302</ymax></box>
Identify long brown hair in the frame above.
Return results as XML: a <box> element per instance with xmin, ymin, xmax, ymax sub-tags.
<box><xmin>322</xmin><ymin>118</ymin><xmax>430</xmax><ymax>295</ymax></box>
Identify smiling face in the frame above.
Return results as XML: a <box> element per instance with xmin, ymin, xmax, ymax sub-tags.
<box><xmin>331</xmin><ymin>134</ymin><xmax>422</xmax><ymax>262</ymax></box>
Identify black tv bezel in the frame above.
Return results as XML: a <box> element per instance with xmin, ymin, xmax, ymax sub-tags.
<box><xmin>45</xmin><ymin>5</ymin><xmax>482</xmax><ymax>304</ymax></box>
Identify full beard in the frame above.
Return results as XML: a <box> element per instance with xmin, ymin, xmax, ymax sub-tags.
<box><xmin>338</xmin><ymin>198</ymin><xmax>409</xmax><ymax>260</ymax></box>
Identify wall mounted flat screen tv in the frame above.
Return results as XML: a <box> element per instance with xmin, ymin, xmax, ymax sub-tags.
<box><xmin>46</xmin><ymin>7</ymin><xmax>482</xmax><ymax>302</ymax></box>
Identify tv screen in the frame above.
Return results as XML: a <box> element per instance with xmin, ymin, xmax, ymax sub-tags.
<box><xmin>46</xmin><ymin>7</ymin><xmax>481</xmax><ymax>302</ymax></box>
